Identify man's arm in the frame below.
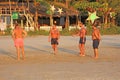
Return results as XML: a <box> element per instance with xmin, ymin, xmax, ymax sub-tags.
<box><xmin>48</xmin><ymin>30</ymin><xmax>51</xmax><ymax>42</ymax></box>
<box><xmin>94</xmin><ymin>29</ymin><xmax>100</xmax><ymax>40</ymax></box>
<box><xmin>57</xmin><ymin>29</ymin><xmax>60</xmax><ymax>39</ymax></box>
<box><xmin>82</xmin><ymin>29</ymin><xmax>86</xmax><ymax>38</ymax></box>
<box><xmin>98</xmin><ymin>30</ymin><xmax>101</xmax><ymax>40</ymax></box>
<box><xmin>12</xmin><ymin>30</ymin><xmax>15</xmax><ymax>40</ymax></box>
<box><xmin>23</xmin><ymin>30</ymin><xmax>27</xmax><ymax>38</ymax></box>
<box><xmin>81</xmin><ymin>29</ymin><xmax>86</xmax><ymax>42</ymax></box>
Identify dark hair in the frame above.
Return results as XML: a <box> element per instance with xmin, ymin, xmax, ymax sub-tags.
<box><xmin>79</xmin><ymin>21</ymin><xmax>83</xmax><ymax>25</ymax></box>
<box><xmin>14</xmin><ymin>24</ymin><xmax>19</xmax><ymax>29</ymax></box>
<box><xmin>92</xmin><ymin>20</ymin><xmax>99</xmax><ymax>27</ymax></box>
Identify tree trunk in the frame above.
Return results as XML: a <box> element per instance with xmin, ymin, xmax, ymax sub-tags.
<box><xmin>65</xmin><ymin>0</ymin><xmax>69</xmax><ymax>28</ymax></box>
<box><xmin>66</xmin><ymin>0</ymin><xmax>69</xmax><ymax>8</ymax></box>
<box><xmin>27</xmin><ymin>0</ymin><xmax>29</xmax><ymax>10</ymax></box>
<box><xmin>76</xmin><ymin>14</ymin><xmax>79</xmax><ymax>28</ymax></box>
<box><xmin>111</xmin><ymin>17</ymin><xmax>115</xmax><ymax>25</ymax></box>
<box><xmin>34</xmin><ymin>11</ymin><xmax>38</xmax><ymax>30</ymax></box>
<box><xmin>65</xmin><ymin>13</ymin><xmax>69</xmax><ymax>28</ymax></box>
<box><xmin>9</xmin><ymin>0</ymin><xmax>13</xmax><ymax>29</ymax></box>
<box><xmin>54</xmin><ymin>0</ymin><xmax>57</xmax><ymax>2</ymax></box>
<box><xmin>104</xmin><ymin>13</ymin><xmax>108</xmax><ymax>28</ymax></box>
<box><xmin>34</xmin><ymin>0</ymin><xmax>38</xmax><ymax>31</ymax></box>
<box><xmin>50</xmin><ymin>14</ymin><xmax>53</xmax><ymax>26</ymax></box>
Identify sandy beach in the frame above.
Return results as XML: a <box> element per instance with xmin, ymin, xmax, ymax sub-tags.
<box><xmin>0</xmin><ymin>35</ymin><xmax>120</xmax><ymax>80</ymax></box>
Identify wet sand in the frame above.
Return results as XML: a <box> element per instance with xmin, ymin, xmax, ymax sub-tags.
<box><xmin>0</xmin><ymin>35</ymin><xmax>120</xmax><ymax>80</ymax></box>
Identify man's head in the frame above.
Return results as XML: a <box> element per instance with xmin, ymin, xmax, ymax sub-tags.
<box><xmin>92</xmin><ymin>22</ymin><xmax>98</xmax><ymax>29</ymax></box>
<box><xmin>79</xmin><ymin>22</ymin><xmax>83</xmax><ymax>27</ymax></box>
<box><xmin>78</xmin><ymin>22</ymin><xmax>83</xmax><ymax>26</ymax></box>
<box><xmin>52</xmin><ymin>25</ymin><xmax>56</xmax><ymax>29</ymax></box>
<box><xmin>93</xmin><ymin>20</ymin><xmax>100</xmax><ymax>27</ymax></box>
<box><xmin>15</xmin><ymin>24</ymin><xmax>20</xmax><ymax>29</ymax></box>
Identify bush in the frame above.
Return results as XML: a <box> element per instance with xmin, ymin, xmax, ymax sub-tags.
<box><xmin>1</xmin><ymin>25</ymin><xmax>120</xmax><ymax>36</ymax></box>
<box><xmin>60</xmin><ymin>28</ymin><xmax>80</xmax><ymax>36</ymax></box>
<box><xmin>86</xmin><ymin>22</ymin><xmax>120</xmax><ymax>35</ymax></box>
<box><xmin>100</xmin><ymin>26</ymin><xmax>120</xmax><ymax>35</ymax></box>
<box><xmin>4</xmin><ymin>27</ymin><xmax>12</xmax><ymax>35</ymax></box>
<box><xmin>27</xmin><ymin>30</ymin><xmax>49</xmax><ymax>36</ymax></box>
<box><xmin>60</xmin><ymin>28</ymin><xmax>70</xmax><ymax>36</ymax></box>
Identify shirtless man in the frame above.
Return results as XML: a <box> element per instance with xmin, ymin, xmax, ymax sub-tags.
<box><xmin>0</xmin><ymin>19</ymin><xmax>5</xmax><ymax>35</ymax></box>
<box><xmin>12</xmin><ymin>24</ymin><xmax>27</xmax><ymax>60</ymax></box>
<box><xmin>73</xmin><ymin>22</ymin><xmax>87</xmax><ymax>56</ymax></box>
<box><xmin>92</xmin><ymin>22</ymin><xmax>101</xmax><ymax>59</ymax></box>
<box><xmin>48</xmin><ymin>25</ymin><xmax>60</xmax><ymax>55</ymax></box>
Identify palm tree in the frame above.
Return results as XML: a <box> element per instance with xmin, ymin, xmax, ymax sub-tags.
<box><xmin>98</xmin><ymin>0</ymin><xmax>120</xmax><ymax>27</ymax></box>
<box><xmin>9</xmin><ymin>0</ymin><xmax>13</xmax><ymax>28</ymax></box>
<box><xmin>34</xmin><ymin>0</ymin><xmax>38</xmax><ymax>30</ymax></box>
<box><xmin>65</xmin><ymin>0</ymin><xmax>70</xmax><ymax>28</ymax></box>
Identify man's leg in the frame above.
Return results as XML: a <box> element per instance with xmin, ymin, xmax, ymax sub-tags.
<box><xmin>52</xmin><ymin>45</ymin><xmax>55</xmax><ymax>54</ymax></box>
<box><xmin>52</xmin><ymin>44</ymin><xmax>57</xmax><ymax>55</ymax></box>
<box><xmin>79</xmin><ymin>44</ymin><xmax>82</xmax><ymax>56</ymax></box>
<box><xmin>16</xmin><ymin>47</ymin><xmax>20</xmax><ymax>60</ymax></box>
<box><xmin>81</xmin><ymin>44</ymin><xmax>85</xmax><ymax>56</ymax></box>
<box><xmin>21</xmin><ymin>46</ymin><xmax>25</xmax><ymax>60</ymax></box>
<box><xmin>94</xmin><ymin>48</ymin><xmax>98</xmax><ymax>59</ymax></box>
<box><xmin>54</xmin><ymin>45</ymin><xmax>57</xmax><ymax>55</ymax></box>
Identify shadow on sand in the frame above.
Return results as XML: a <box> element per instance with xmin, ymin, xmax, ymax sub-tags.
<box><xmin>25</xmin><ymin>45</ymin><xmax>51</xmax><ymax>54</ymax></box>
<box><xmin>58</xmin><ymin>47</ymin><xmax>78</xmax><ymax>55</ymax></box>
<box><xmin>0</xmin><ymin>49</ymin><xmax>16</xmax><ymax>59</ymax></box>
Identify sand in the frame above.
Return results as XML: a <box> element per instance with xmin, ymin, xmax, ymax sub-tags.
<box><xmin>0</xmin><ymin>35</ymin><xmax>120</xmax><ymax>80</ymax></box>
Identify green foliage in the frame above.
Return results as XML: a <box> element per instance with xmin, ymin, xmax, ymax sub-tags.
<box><xmin>60</xmin><ymin>28</ymin><xmax>70</xmax><ymax>36</ymax></box>
<box><xmin>100</xmin><ymin>26</ymin><xmax>120</xmax><ymax>35</ymax></box>
<box><xmin>85</xmin><ymin>22</ymin><xmax>120</xmax><ymax>35</ymax></box>
<box><xmin>1</xmin><ymin>26</ymin><xmax>120</xmax><ymax>36</ymax></box>
<box><xmin>86</xmin><ymin>22</ymin><xmax>93</xmax><ymax>35</ymax></box>
<box><xmin>36</xmin><ymin>0</ymin><xmax>43</xmax><ymax>2</ymax></box>
<box><xmin>38</xmin><ymin>0</ymin><xmax>50</xmax><ymax>8</ymax></box>
<box><xmin>73</xmin><ymin>1</ymin><xmax>101</xmax><ymax>16</ymax></box>
<box><xmin>4</xmin><ymin>27</ymin><xmax>12</xmax><ymax>35</ymax></box>
<box><xmin>60</xmin><ymin>28</ymin><xmax>80</xmax><ymax>36</ymax></box>
<box><xmin>70</xmin><ymin>28</ymin><xmax>80</xmax><ymax>35</ymax></box>
<box><xmin>27</xmin><ymin>30</ymin><xmax>49</xmax><ymax>36</ymax></box>
<box><xmin>73</xmin><ymin>1</ymin><xmax>101</xmax><ymax>10</ymax></box>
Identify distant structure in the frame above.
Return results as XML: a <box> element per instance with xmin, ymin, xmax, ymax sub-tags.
<box><xmin>0</xmin><ymin>0</ymin><xmax>79</xmax><ymax>31</ymax></box>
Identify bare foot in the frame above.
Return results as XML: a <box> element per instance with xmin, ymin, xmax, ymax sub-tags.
<box><xmin>82</xmin><ymin>54</ymin><xmax>85</xmax><ymax>56</ymax></box>
<box><xmin>94</xmin><ymin>56</ymin><xmax>98</xmax><ymax>59</ymax></box>
<box><xmin>54</xmin><ymin>52</ymin><xmax>57</xmax><ymax>55</ymax></box>
<box><xmin>17</xmin><ymin>58</ymin><xmax>20</xmax><ymax>61</ymax></box>
<box><xmin>79</xmin><ymin>54</ymin><xmax>83</xmax><ymax>56</ymax></box>
<box><xmin>79</xmin><ymin>53</ymin><xmax>85</xmax><ymax>57</ymax></box>
<box><xmin>22</xmin><ymin>57</ymin><xmax>25</xmax><ymax>60</ymax></box>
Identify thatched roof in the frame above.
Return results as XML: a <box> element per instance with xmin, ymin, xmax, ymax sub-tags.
<box><xmin>0</xmin><ymin>1</ymin><xmax>78</xmax><ymax>17</ymax></box>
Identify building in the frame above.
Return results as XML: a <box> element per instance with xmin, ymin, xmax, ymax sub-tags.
<box><xmin>0</xmin><ymin>0</ymin><xmax>79</xmax><ymax>31</ymax></box>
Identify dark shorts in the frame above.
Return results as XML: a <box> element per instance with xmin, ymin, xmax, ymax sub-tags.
<box><xmin>51</xmin><ymin>38</ymin><xmax>58</xmax><ymax>45</ymax></box>
<box><xmin>93</xmin><ymin>39</ymin><xmax>100</xmax><ymax>49</ymax></box>
<box><xmin>79</xmin><ymin>37</ymin><xmax>86</xmax><ymax>44</ymax></box>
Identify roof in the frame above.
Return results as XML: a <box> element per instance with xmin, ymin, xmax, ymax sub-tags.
<box><xmin>0</xmin><ymin>1</ymin><xmax>79</xmax><ymax>17</ymax></box>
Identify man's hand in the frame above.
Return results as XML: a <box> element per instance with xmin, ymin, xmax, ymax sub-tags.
<box><xmin>48</xmin><ymin>38</ymin><xmax>50</xmax><ymax>42</ymax></box>
<box><xmin>72</xmin><ymin>35</ymin><xmax>76</xmax><ymax>37</ymax></box>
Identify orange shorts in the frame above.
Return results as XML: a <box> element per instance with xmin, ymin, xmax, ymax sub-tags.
<box><xmin>14</xmin><ymin>38</ymin><xmax>24</xmax><ymax>47</ymax></box>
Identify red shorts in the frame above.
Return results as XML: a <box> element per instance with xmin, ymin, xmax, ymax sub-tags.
<box><xmin>14</xmin><ymin>38</ymin><xmax>24</xmax><ymax>47</ymax></box>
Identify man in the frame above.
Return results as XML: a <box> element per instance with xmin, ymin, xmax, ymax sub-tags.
<box><xmin>48</xmin><ymin>25</ymin><xmax>60</xmax><ymax>55</ymax></box>
<box><xmin>73</xmin><ymin>22</ymin><xmax>87</xmax><ymax>56</ymax></box>
<box><xmin>0</xmin><ymin>19</ymin><xmax>6</xmax><ymax>34</ymax></box>
<box><xmin>12</xmin><ymin>24</ymin><xmax>27</xmax><ymax>60</ymax></box>
<box><xmin>92</xmin><ymin>21</ymin><xmax>101</xmax><ymax>59</ymax></box>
